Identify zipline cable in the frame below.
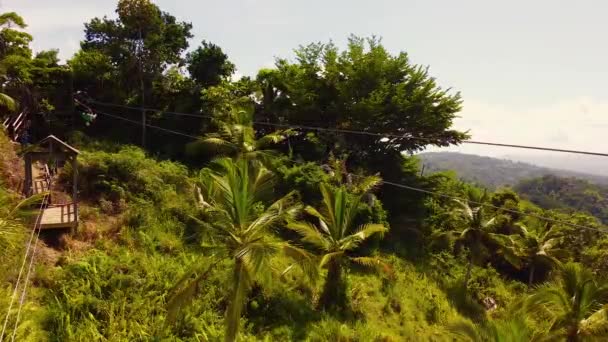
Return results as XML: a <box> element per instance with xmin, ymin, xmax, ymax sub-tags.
<box><xmin>87</xmin><ymin>109</ymin><xmax>608</xmax><ymax>235</ymax></box>
<box><xmin>93</xmin><ymin>110</ymin><xmax>201</xmax><ymax>139</ymax></box>
<box><xmin>372</xmin><ymin>178</ymin><xmax>608</xmax><ymax>234</ymax></box>
<box><xmin>83</xmin><ymin>98</ymin><xmax>608</xmax><ymax>158</ymax></box>
<box><xmin>10</xmin><ymin>194</ymin><xmax>49</xmax><ymax>341</ymax></box>
<box><xmin>0</xmin><ymin>193</ymin><xmax>48</xmax><ymax>342</ymax></box>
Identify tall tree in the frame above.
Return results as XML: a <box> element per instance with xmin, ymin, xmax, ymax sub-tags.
<box><xmin>186</xmin><ymin>103</ymin><xmax>293</xmax><ymax>164</ymax></box>
<box><xmin>77</xmin><ymin>0</ymin><xmax>192</xmax><ymax>104</ymax></box>
<box><xmin>257</xmin><ymin>36</ymin><xmax>467</xmax><ymax>172</ymax></box>
<box><xmin>256</xmin><ymin>36</ymin><xmax>467</xmax><ymax>219</ymax></box>
<box><xmin>0</xmin><ymin>12</ymin><xmax>32</xmax><ymax>59</ymax></box>
<box><xmin>514</xmin><ymin>220</ymin><xmax>566</xmax><ymax>286</ymax></box>
<box><xmin>187</xmin><ymin>40</ymin><xmax>235</xmax><ymax>88</ymax></box>
<box><xmin>167</xmin><ymin>158</ymin><xmax>306</xmax><ymax>341</ymax></box>
<box><xmin>445</xmin><ymin>191</ymin><xmax>521</xmax><ymax>289</ymax></box>
<box><xmin>526</xmin><ymin>263</ymin><xmax>608</xmax><ymax>341</ymax></box>
<box><xmin>0</xmin><ymin>12</ymin><xmax>30</xmax><ymax>113</ymax></box>
<box><xmin>0</xmin><ymin>12</ymin><xmax>70</xmax><ymax>120</ymax></box>
<box><xmin>287</xmin><ymin>183</ymin><xmax>387</xmax><ymax>311</ymax></box>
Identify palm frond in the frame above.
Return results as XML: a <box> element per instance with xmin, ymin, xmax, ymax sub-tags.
<box><xmin>350</xmin><ymin>256</ymin><xmax>386</xmax><ymax>270</ymax></box>
<box><xmin>452</xmin><ymin>199</ymin><xmax>474</xmax><ymax>221</ymax></box>
<box><xmin>319</xmin><ymin>251</ymin><xmax>344</xmax><ymax>268</ymax></box>
<box><xmin>0</xmin><ymin>92</ymin><xmax>17</xmax><ymax>112</ymax></box>
<box><xmin>236</xmin><ymin>240</ymin><xmax>279</xmax><ymax>266</ymax></box>
<box><xmin>339</xmin><ymin>223</ymin><xmax>387</xmax><ymax>251</ymax></box>
<box><xmin>0</xmin><ymin>218</ymin><xmax>22</xmax><ymax>252</ymax></box>
<box><xmin>166</xmin><ymin>258</ymin><xmax>221</xmax><ymax>323</ymax></box>
<box><xmin>282</xmin><ymin>243</ymin><xmax>321</xmax><ymax>285</ymax></box>
<box><xmin>447</xmin><ymin>319</ymin><xmax>482</xmax><ymax>342</ymax></box>
<box><xmin>304</xmin><ymin>206</ymin><xmax>330</xmax><ymax>233</ymax></box>
<box><xmin>254</xmin><ymin>129</ymin><xmax>294</xmax><ymax>149</ymax></box>
<box><xmin>198</xmin><ymin>137</ymin><xmax>239</xmax><ymax>155</ymax></box>
<box><xmin>580</xmin><ymin>305</ymin><xmax>608</xmax><ymax>337</ymax></box>
<box><xmin>287</xmin><ymin>221</ymin><xmax>331</xmax><ymax>250</ymax></box>
<box><xmin>354</xmin><ymin>174</ymin><xmax>382</xmax><ymax>194</ymax></box>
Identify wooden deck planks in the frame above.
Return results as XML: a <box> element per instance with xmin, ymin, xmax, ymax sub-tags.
<box><xmin>40</xmin><ymin>204</ymin><xmax>77</xmax><ymax>229</ymax></box>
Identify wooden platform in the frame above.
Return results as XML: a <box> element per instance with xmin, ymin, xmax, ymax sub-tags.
<box><xmin>40</xmin><ymin>203</ymin><xmax>77</xmax><ymax>229</ymax></box>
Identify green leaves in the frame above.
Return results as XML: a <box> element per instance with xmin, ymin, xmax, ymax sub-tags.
<box><xmin>287</xmin><ymin>221</ymin><xmax>330</xmax><ymax>250</ymax></box>
<box><xmin>288</xmin><ymin>183</ymin><xmax>387</xmax><ymax>310</ymax></box>
<box><xmin>175</xmin><ymin>159</ymin><xmax>308</xmax><ymax>341</ymax></box>
<box><xmin>0</xmin><ymin>92</ymin><xmax>16</xmax><ymax>111</ymax></box>
<box><xmin>257</xmin><ymin>35</ymin><xmax>467</xmax><ymax>168</ymax></box>
<box><xmin>524</xmin><ymin>263</ymin><xmax>608</xmax><ymax>340</ymax></box>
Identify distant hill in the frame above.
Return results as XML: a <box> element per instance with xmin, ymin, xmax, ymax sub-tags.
<box><xmin>417</xmin><ymin>152</ymin><xmax>608</xmax><ymax>189</ymax></box>
<box><xmin>514</xmin><ymin>174</ymin><xmax>608</xmax><ymax>223</ymax></box>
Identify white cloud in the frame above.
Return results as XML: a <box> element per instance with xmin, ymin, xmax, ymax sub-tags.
<box><xmin>429</xmin><ymin>97</ymin><xmax>608</xmax><ymax>174</ymax></box>
<box><xmin>451</xmin><ymin>97</ymin><xmax>608</xmax><ymax>154</ymax></box>
<box><xmin>4</xmin><ymin>1</ymin><xmax>115</xmax><ymax>32</ymax></box>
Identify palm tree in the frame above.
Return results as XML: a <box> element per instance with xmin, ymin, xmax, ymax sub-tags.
<box><xmin>515</xmin><ymin>221</ymin><xmax>566</xmax><ymax>286</ymax></box>
<box><xmin>447</xmin><ymin>191</ymin><xmax>521</xmax><ymax>289</ymax></box>
<box><xmin>0</xmin><ymin>92</ymin><xmax>16</xmax><ymax>112</ymax></box>
<box><xmin>0</xmin><ymin>193</ymin><xmax>46</xmax><ymax>253</ymax></box>
<box><xmin>187</xmin><ymin>104</ymin><xmax>293</xmax><ymax>163</ymax></box>
<box><xmin>0</xmin><ymin>207</ymin><xmax>22</xmax><ymax>252</ymax></box>
<box><xmin>526</xmin><ymin>263</ymin><xmax>608</xmax><ymax>341</ymax></box>
<box><xmin>287</xmin><ymin>183</ymin><xmax>387</xmax><ymax>311</ymax></box>
<box><xmin>167</xmin><ymin>158</ymin><xmax>307</xmax><ymax>342</ymax></box>
<box><xmin>0</xmin><ymin>12</ymin><xmax>26</xmax><ymax>113</ymax></box>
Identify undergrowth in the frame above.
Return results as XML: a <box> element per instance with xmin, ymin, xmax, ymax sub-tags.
<box><xmin>0</xmin><ymin>134</ymin><xmax>528</xmax><ymax>341</ymax></box>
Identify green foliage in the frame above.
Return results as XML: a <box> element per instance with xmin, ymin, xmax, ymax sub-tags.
<box><xmin>1</xmin><ymin>4</ymin><xmax>607</xmax><ymax>340</ymax></box>
<box><xmin>514</xmin><ymin>219</ymin><xmax>566</xmax><ymax>285</ymax></box>
<box><xmin>44</xmin><ymin>248</ymin><xmax>220</xmax><ymax>340</ymax></box>
<box><xmin>259</xmin><ymin>36</ymin><xmax>466</xmax><ymax>158</ymax></box>
<box><xmin>516</xmin><ymin>174</ymin><xmax>608</xmax><ymax>224</ymax></box>
<box><xmin>525</xmin><ymin>263</ymin><xmax>608</xmax><ymax>341</ymax></box>
<box><xmin>437</xmin><ymin>191</ymin><xmax>521</xmax><ymax>288</ymax></box>
<box><xmin>288</xmin><ymin>183</ymin><xmax>388</xmax><ymax>311</ymax></box>
<box><xmin>187</xmin><ymin>40</ymin><xmax>235</xmax><ymax>87</ymax></box>
<box><xmin>186</xmin><ymin>103</ymin><xmax>293</xmax><ymax>164</ymax></box>
<box><xmin>448</xmin><ymin>316</ymin><xmax>537</xmax><ymax>342</ymax></box>
<box><xmin>418</xmin><ymin>152</ymin><xmax>608</xmax><ymax>189</ymax></box>
<box><xmin>60</xmin><ymin>145</ymin><xmax>191</xmax><ymax>206</ymax></box>
<box><xmin>169</xmin><ymin>158</ymin><xmax>304</xmax><ymax>341</ymax></box>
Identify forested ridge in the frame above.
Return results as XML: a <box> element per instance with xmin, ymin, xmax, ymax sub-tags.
<box><xmin>418</xmin><ymin>152</ymin><xmax>608</xmax><ymax>188</ymax></box>
<box><xmin>1</xmin><ymin>2</ymin><xmax>608</xmax><ymax>341</ymax></box>
<box><xmin>515</xmin><ymin>175</ymin><xmax>608</xmax><ymax>224</ymax></box>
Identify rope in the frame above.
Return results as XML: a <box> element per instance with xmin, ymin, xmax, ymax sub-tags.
<box><xmin>79</xmin><ymin>109</ymin><xmax>608</xmax><ymax>235</ymax></box>
<box><xmin>0</xmin><ymin>193</ymin><xmax>48</xmax><ymax>342</ymax></box>
<box><xmin>10</xmin><ymin>209</ymin><xmax>44</xmax><ymax>342</ymax></box>
<box><xmin>82</xmin><ymin>98</ymin><xmax>608</xmax><ymax>158</ymax></box>
<box><xmin>377</xmin><ymin>179</ymin><xmax>608</xmax><ymax>233</ymax></box>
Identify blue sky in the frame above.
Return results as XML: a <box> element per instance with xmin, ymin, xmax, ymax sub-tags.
<box><xmin>5</xmin><ymin>0</ymin><xmax>608</xmax><ymax>170</ymax></box>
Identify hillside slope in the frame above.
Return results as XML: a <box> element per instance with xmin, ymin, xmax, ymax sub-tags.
<box><xmin>418</xmin><ymin>152</ymin><xmax>608</xmax><ymax>188</ymax></box>
<box><xmin>515</xmin><ymin>174</ymin><xmax>608</xmax><ymax>223</ymax></box>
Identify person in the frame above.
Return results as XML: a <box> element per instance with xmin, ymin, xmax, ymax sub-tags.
<box><xmin>18</xmin><ymin>120</ymin><xmax>32</xmax><ymax>145</ymax></box>
<box><xmin>18</xmin><ymin>129</ymin><xmax>30</xmax><ymax>145</ymax></box>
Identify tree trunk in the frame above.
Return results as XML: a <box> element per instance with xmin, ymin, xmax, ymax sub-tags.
<box><xmin>319</xmin><ymin>259</ymin><xmax>346</xmax><ymax>311</ymax></box>
<box><xmin>528</xmin><ymin>264</ymin><xmax>536</xmax><ymax>287</ymax></box>
<box><xmin>566</xmin><ymin>324</ymin><xmax>579</xmax><ymax>342</ymax></box>
<box><xmin>225</xmin><ymin>259</ymin><xmax>250</xmax><ymax>342</ymax></box>
<box><xmin>464</xmin><ymin>257</ymin><xmax>473</xmax><ymax>290</ymax></box>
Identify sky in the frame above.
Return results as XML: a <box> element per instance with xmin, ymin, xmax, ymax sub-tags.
<box><xmin>5</xmin><ymin>0</ymin><xmax>608</xmax><ymax>173</ymax></box>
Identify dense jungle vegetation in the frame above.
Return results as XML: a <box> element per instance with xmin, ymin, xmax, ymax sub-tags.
<box><xmin>1</xmin><ymin>2</ymin><xmax>608</xmax><ymax>341</ymax></box>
